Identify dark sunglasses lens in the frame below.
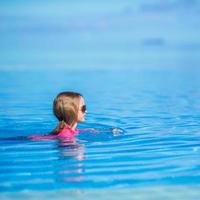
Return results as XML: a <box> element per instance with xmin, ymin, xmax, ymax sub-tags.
<box><xmin>82</xmin><ymin>105</ymin><xmax>86</xmax><ymax>112</ymax></box>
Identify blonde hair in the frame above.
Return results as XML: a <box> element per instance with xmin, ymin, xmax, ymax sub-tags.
<box><xmin>51</xmin><ymin>91</ymin><xmax>82</xmax><ymax>135</ymax></box>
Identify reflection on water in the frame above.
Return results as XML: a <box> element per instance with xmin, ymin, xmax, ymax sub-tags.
<box><xmin>0</xmin><ymin>127</ymin><xmax>127</xmax><ymax>191</ymax></box>
<box><xmin>56</xmin><ymin>139</ymin><xmax>85</xmax><ymax>183</ymax></box>
<box><xmin>0</xmin><ymin>136</ymin><xmax>86</xmax><ymax>191</ymax></box>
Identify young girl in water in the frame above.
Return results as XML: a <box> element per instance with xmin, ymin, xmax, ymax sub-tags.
<box><xmin>30</xmin><ymin>91</ymin><xmax>123</xmax><ymax>141</ymax></box>
<box><xmin>51</xmin><ymin>91</ymin><xmax>87</xmax><ymax>138</ymax></box>
<box><xmin>30</xmin><ymin>91</ymin><xmax>87</xmax><ymax>140</ymax></box>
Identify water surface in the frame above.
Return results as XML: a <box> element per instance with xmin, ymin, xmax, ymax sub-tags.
<box><xmin>0</xmin><ymin>69</ymin><xmax>200</xmax><ymax>200</ymax></box>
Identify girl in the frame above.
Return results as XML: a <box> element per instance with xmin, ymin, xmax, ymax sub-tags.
<box><xmin>30</xmin><ymin>91</ymin><xmax>87</xmax><ymax>140</ymax></box>
<box><xmin>51</xmin><ymin>91</ymin><xmax>87</xmax><ymax>138</ymax></box>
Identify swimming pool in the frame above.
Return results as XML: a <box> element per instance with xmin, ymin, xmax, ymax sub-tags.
<box><xmin>0</xmin><ymin>69</ymin><xmax>200</xmax><ymax>199</ymax></box>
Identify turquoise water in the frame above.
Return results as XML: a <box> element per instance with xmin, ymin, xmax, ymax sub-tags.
<box><xmin>1</xmin><ymin>0</ymin><xmax>200</xmax><ymax>199</ymax></box>
<box><xmin>0</xmin><ymin>69</ymin><xmax>200</xmax><ymax>200</ymax></box>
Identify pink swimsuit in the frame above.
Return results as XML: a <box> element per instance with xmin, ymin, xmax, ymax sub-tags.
<box><xmin>29</xmin><ymin>125</ymin><xmax>79</xmax><ymax>141</ymax></box>
<box><xmin>57</xmin><ymin>125</ymin><xmax>79</xmax><ymax>139</ymax></box>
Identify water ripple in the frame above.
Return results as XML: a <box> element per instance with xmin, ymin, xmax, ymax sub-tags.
<box><xmin>0</xmin><ymin>126</ymin><xmax>199</xmax><ymax>192</ymax></box>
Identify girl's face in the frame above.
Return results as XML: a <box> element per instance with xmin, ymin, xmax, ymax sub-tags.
<box><xmin>77</xmin><ymin>96</ymin><xmax>87</xmax><ymax>122</ymax></box>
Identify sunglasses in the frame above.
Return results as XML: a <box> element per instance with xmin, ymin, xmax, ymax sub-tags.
<box><xmin>81</xmin><ymin>105</ymin><xmax>87</xmax><ymax>113</ymax></box>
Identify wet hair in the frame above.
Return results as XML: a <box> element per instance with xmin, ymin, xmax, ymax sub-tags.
<box><xmin>51</xmin><ymin>91</ymin><xmax>82</xmax><ymax>135</ymax></box>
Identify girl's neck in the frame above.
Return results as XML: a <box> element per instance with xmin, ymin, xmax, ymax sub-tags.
<box><xmin>67</xmin><ymin>123</ymin><xmax>77</xmax><ymax>131</ymax></box>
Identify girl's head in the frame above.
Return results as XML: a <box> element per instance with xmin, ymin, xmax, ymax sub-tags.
<box><xmin>53</xmin><ymin>91</ymin><xmax>86</xmax><ymax>129</ymax></box>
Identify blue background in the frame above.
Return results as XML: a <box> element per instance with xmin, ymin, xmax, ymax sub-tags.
<box><xmin>0</xmin><ymin>0</ymin><xmax>200</xmax><ymax>70</ymax></box>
